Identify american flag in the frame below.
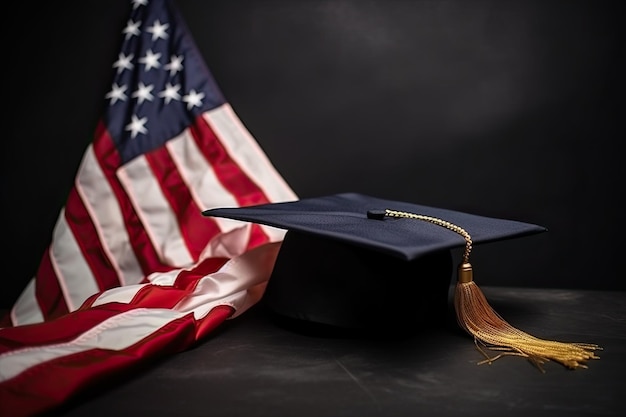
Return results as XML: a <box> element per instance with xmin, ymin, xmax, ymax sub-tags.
<box><xmin>0</xmin><ymin>0</ymin><xmax>296</xmax><ymax>415</ymax></box>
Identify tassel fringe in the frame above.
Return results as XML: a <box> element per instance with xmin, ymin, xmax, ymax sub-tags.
<box><xmin>382</xmin><ymin>208</ymin><xmax>601</xmax><ymax>371</ymax></box>
<box><xmin>454</xmin><ymin>281</ymin><xmax>601</xmax><ymax>372</ymax></box>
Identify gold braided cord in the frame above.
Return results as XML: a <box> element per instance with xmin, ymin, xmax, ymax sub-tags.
<box><xmin>384</xmin><ymin>208</ymin><xmax>601</xmax><ymax>371</ymax></box>
<box><xmin>385</xmin><ymin>209</ymin><xmax>473</xmax><ymax>263</ymax></box>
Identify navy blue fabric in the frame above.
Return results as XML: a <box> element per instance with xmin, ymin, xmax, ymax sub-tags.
<box><xmin>104</xmin><ymin>0</ymin><xmax>225</xmax><ymax>164</ymax></box>
<box><xmin>202</xmin><ymin>192</ymin><xmax>546</xmax><ymax>261</ymax></box>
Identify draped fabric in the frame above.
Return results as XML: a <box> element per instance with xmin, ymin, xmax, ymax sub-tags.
<box><xmin>0</xmin><ymin>1</ymin><xmax>296</xmax><ymax>416</ymax></box>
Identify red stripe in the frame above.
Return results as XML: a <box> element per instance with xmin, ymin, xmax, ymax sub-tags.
<box><xmin>247</xmin><ymin>223</ymin><xmax>271</xmax><ymax>250</ymax></box>
<box><xmin>190</xmin><ymin>116</ymin><xmax>271</xmax><ymax>208</ymax></box>
<box><xmin>0</xmin><ymin>303</ymin><xmax>129</xmax><ymax>354</ymax></box>
<box><xmin>195</xmin><ymin>304</ymin><xmax>234</xmax><ymax>339</ymax></box>
<box><xmin>0</xmin><ymin>305</ymin><xmax>233</xmax><ymax>417</ymax></box>
<box><xmin>77</xmin><ymin>290</ymin><xmax>107</xmax><ymax>311</ymax></box>
<box><xmin>190</xmin><ymin>115</ymin><xmax>273</xmax><ymax>250</ymax></box>
<box><xmin>173</xmin><ymin>256</ymin><xmax>229</xmax><ymax>290</ymax></box>
<box><xmin>126</xmin><ymin>256</ymin><xmax>229</xmax><ymax>308</ymax></box>
<box><xmin>144</xmin><ymin>146</ymin><xmax>222</xmax><ymax>262</ymax></box>
<box><xmin>64</xmin><ymin>187</ymin><xmax>121</xmax><ymax>292</ymax></box>
<box><xmin>92</xmin><ymin>122</ymin><xmax>171</xmax><ymax>275</ymax></box>
<box><xmin>77</xmin><ymin>257</ymin><xmax>226</xmax><ymax>321</ymax></box>
<box><xmin>34</xmin><ymin>248</ymin><xmax>69</xmax><ymax>321</ymax></box>
<box><xmin>128</xmin><ymin>284</ymin><xmax>188</xmax><ymax>309</ymax></box>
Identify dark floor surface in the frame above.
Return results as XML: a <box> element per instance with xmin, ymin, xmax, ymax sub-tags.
<box><xmin>47</xmin><ymin>286</ymin><xmax>625</xmax><ymax>417</ymax></box>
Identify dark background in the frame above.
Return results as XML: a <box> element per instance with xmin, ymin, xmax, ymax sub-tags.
<box><xmin>2</xmin><ymin>0</ymin><xmax>624</xmax><ymax>309</ymax></box>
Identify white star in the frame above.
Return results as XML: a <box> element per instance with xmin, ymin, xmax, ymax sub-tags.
<box><xmin>182</xmin><ymin>89</ymin><xmax>205</xmax><ymax>110</ymax></box>
<box><xmin>146</xmin><ymin>19</ymin><xmax>169</xmax><ymax>41</ymax></box>
<box><xmin>123</xmin><ymin>19</ymin><xmax>141</xmax><ymax>40</ymax></box>
<box><xmin>164</xmin><ymin>55</ymin><xmax>184</xmax><ymax>76</ymax></box>
<box><xmin>158</xmin><ymin>83</ymin><xmax>181</xmax><ymax>104</ymax></box>
<box><xmin>131</xmin><ymin>0</ymin><xmax>148</xmax><ymax>10</ymax></box>
<box><xmin>125</xmin><ymin>114</ymin><xmax>148</xmax><ymax>139</ymax></box>
<box><xmin>112</xmin><ymin>52</ymin><xmax>134</xmax><ymax>74</ymax></box>
<box><xmin>131</xmin><ymin>82</ymin><xmax>154</xmax><ymax>104</ymax></box>
<box><xmin>105</xmin><ymin>83</ymin><xmax>127</xmax><ymax>104</ymax></box>
<box><xmin>138</xmin><ymin>49</ymin><xmax>161</xmax><ymax>71</ymax></box>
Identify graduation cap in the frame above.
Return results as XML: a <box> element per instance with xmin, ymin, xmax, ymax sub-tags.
<box><xmin>202</xmin><ymin>192</ymin><xmax>600</xmax><ymax>371</ymax></box>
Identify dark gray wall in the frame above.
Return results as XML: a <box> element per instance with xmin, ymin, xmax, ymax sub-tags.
<box><xmin>2</xmin><ymin>0</ymin><xmax>623</xmax><ymax>308</ymax></box>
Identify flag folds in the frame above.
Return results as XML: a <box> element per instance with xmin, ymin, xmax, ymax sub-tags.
<box><xmin>0</xmin><ymin>0</ymin><xmax>296</xmax><ymax>416</ymax></box>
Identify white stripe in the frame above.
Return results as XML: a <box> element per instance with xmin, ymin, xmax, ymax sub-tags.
<box><xmin>89</xmin><ymin>267</ymin><xmax>178</xmax><ymax>308</ymax></box>
<box><xmin>76</xmin><ymin>145</ymin><xmax>144</xmax><ymax>286</ymax></box>
<box><xmin>0</xmin><ymin>308</ymin><xmax>186</xmax><ymax>383</ymax></box>
<box><xmin>50</xmin><ymin>212</ymin><xmax>100</xmax><ymax>311</ymax></box>
<box><xmin>202</xmin><ymin>104</ymin><xmax>298</xmax><ymax>204</ymax></box>
<box><xmin>10</xmin><ymin>279</ymin><xmax>44</xmax><ymax>326</ymax></box>
<box><xmin>187</xmin><ymin>286</ymin><xmax>265</xmax><ymax>321</ymax></box>
<box><xmin>165</xmin><ymin>129</ymin><xmax>252</xmax><ymax>234</ymax></box>
<box><xmin>116</xmin><ymin>154</ymin><xmax>194</xmax><ymax>267</ymax></box>
<box><xmin>199</xmin><ymin>224</ymin><xmax>251</xmax><ymax>259</ymax></box>
<box><xmin>89</xmin><ymin>263</ymin><xmax>182</xmax><ymax>307</ymax></box>
<box><xmin>90</xmin><ymin>283</ymin><xmax>150</xmax><ymax>307</ymax></box>
<box><xmin>146</xmin><ymin>269</ymin><xmax>181</xmax><ymax>286</ymax></box>
<box><xmin>175</xmin><ymin>241</ymin><xmax>281</xmax><ymax>318</ymax></box>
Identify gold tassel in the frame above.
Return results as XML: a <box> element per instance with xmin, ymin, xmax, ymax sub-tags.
<box><xmin>384</xmin><ymin>209</ymin><xmax>601</xmax><ymax>372</ymax></box>
<box><xmin>454</xmin><ymin>262</ymin><xmax>601</xmax><ymax>372</ymax></box>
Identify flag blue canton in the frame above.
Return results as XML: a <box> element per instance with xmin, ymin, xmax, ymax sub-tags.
<box><xmin>104</xmin><ymin>0</ymin><xmax>226</xmax><ymax>164</ymax></box>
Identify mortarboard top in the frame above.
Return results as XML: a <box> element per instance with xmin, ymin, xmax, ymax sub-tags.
<box><xmin>202</xmin><ymin>192</ymin><xmax>600</xmax><ymax>371</ymax></box>
<box><xmin>202</xmin><ymin>192</ymin><xmax>547</xmax><ymax>262</ymax></box>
